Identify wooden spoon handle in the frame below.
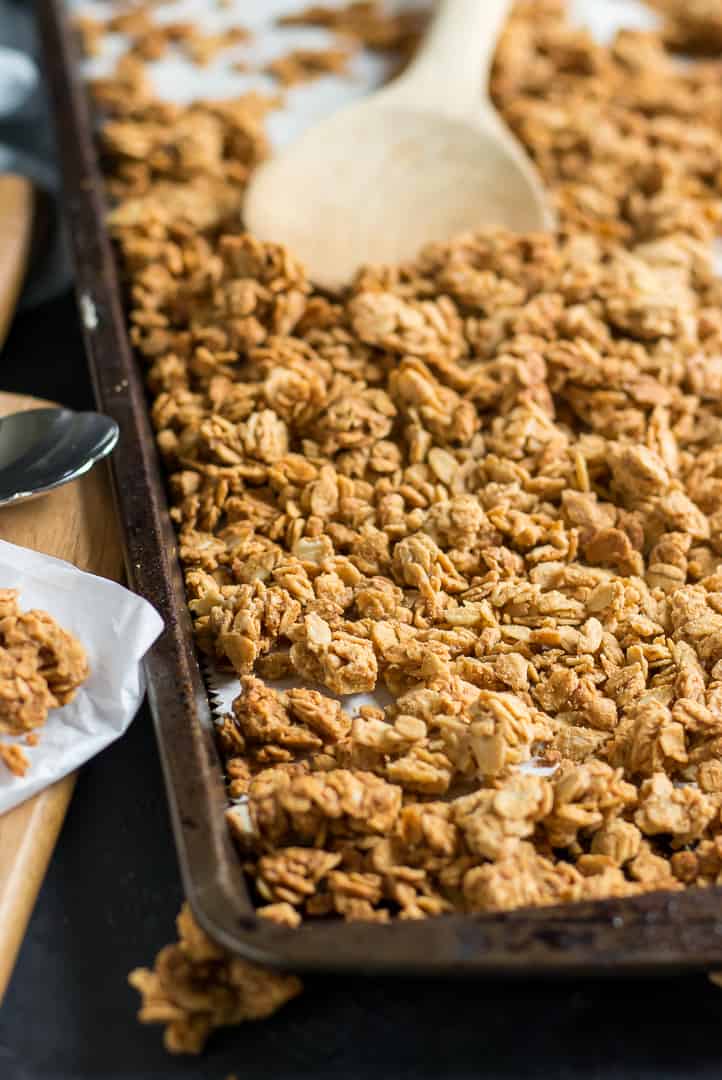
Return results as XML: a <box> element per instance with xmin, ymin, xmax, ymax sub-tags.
<box><xmin>386</xmin><ymin>0</ymin><xmax>512</xmax><ymax>115</ymax></box>
<box><xmin>0</xmin><ymin>174</ymin><xmax>34</xmax><ymax>352</ymax></box>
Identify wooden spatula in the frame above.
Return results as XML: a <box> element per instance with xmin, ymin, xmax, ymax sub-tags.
<box><xmin>244</xmin><ymin>0</ymin><xmax>553</xmax><ymax>291</ymax></box>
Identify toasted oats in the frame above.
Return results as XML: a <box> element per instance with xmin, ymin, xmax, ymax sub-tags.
<box><xmin>73</xmin><ymin>13</ymin><xmax>104</xmax><ymax>58</ymax></box>
<box><xmin>463</xmin><ymin>841</ymin><xmax>583</xmax><ymax>913</ymax></box>
<box><xmin>590</xmin><ymin>819</ymin><xmax>643</xmax><ymax>865</ymax></box>
<box><xmin>265</xmin><ymin>47</ymin><xmax>354</xmax><ymax>87</ymax></box>
<box><xmin>453</xmin><ymin>773</ymin><xmax>553</xmax><ymax>861</ymax></box>
<box><xmin>0</xmin><ymin>590</ymin><xmax>88</xmax><ymax>772</ymax></box>
<box><xmin>635</xmin><ymin>772</ymin><xmax>716</xmax><ymax>845</ymax></box>
<box><xmin>651</xmin><ymin>0</ymin><xmax>722</xmax><ymax>53</ymax></box>
<box><xmin>92</xmin><ymin>0</ymin><xmax>722</xmax><ymax>1024</ymax></box>
<box><xmin>129</xmin><ymin>903</ymin><xmax>301</xmax><ymax>1053</ymax></box>
<box><xmin>257</xmin><ymin>901</ymin><xmax>302</xmax><ymax>927</ymax></box>
<box><xmin>0</xmin><ymin>743</ymin><xmax>29</xmax><ymax>777</ymax></box>
<box><xmin>256</xmin><ymin>846</ymin><xmax>341</xmax><ymax>904</ymax></box>
<box><xmin>181</xmin><ymin>27</ymin><xmax>251</xmax><ymax>67</ymax></box>
<box><xmin>277</xmin><ymin>2</ymin><xmax>424</xmax><ymax>59</ymax></box>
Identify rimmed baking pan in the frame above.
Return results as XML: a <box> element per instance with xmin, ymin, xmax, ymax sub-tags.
<box><xmin>35</xmin><ymin>0</ymin><xmax>722</xmax><ymax>976</ymax></box>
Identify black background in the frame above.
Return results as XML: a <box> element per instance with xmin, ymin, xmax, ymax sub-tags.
<box><xmin>2</xmin><ymin>294</ymin><xmax>722</xmax><ymax>1080</ymax></box>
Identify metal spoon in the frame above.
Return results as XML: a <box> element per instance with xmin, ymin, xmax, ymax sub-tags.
<box><xmin>0</xmin><ymin>408</ymin><xmax>119</xmax><ymax>507</ymax></box>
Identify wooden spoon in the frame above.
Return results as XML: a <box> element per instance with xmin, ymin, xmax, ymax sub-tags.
<box><xmin>244</xmin><ymin>0</ymin><xmax>553</xmax><ymax>291</ymax></box>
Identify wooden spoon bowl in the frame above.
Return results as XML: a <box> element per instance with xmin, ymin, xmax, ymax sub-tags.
<box><xmin>245</xmin><ymin>0</ymin><xmax>553</xmax><ymax>291</ymax></box>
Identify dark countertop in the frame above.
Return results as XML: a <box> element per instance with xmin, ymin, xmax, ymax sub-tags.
<box><xmin>2</xmin><ymin>293</ymin><xmax>722</xmax><ymax>1080</ymax></box>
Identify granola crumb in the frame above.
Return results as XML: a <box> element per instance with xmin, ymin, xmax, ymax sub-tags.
<box><xmin>278</xmin><ymin>2</ymin><xmax>425</xmax><ymax>60</ymax></box>
<box><xmin>73</xmin><ymin>14</ymin><xmax>104</xmax><ymax>58</ymax></box>
<box><xmin>0</xmin><ymin>743</ymin><xmax>29</xmax><ymax>777</ymax></box>
<box><xmin>128</xmin><ymin>903</ymin><xmax>301</xmax><ymax>1054</ymax></box>
<box><xmin>265</xmin><ymin>47</ymin><xmax>355</xmax><ymax>87</ymax></box>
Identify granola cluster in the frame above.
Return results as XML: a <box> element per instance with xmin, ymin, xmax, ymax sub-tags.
<box><xmin>264</xmin><ymin>46</ymin><xmax>354</xmax><ymax>87</ymax></box>
<box><xmin>91</xmin><ymin>2</ymin><xmax>722</xmax><ymax>925</ymax></box>
<box><xmin>128</xmin><ymin>903</ymin><xmax>301</xmax><ymax>1054</ymax></box>
<box><xmin>75</xmin><ymin>7</ymin><xmax>251</xmax><ymax>65</ymax></box>
<box><xmin>650</xmin><ymin>0</ymin><xmax>722</xmax><ymax>53</ymax></box>
<box><xmin>278</xmin><ymin>1</ymin><xmax>425</xmax><ymax>60</ymax></box>
<box><xmin>494</xmin><ymin>0</ymin><xmax>722</xmax><ymax>245</ymax></box>
<box><xmin>76</xmin><ymin>0</ymin><xmax>418</xmax><ymax>91</ymax></box>
<box><xmin>0</xmin><ymin>589</ymin><xmax>88</xmax><ymax>776</ymax></box>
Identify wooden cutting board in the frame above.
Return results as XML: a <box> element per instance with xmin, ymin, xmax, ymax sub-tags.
<box><xmin>0</xmin><ymin>391</ymin><xmax>123</xmax><ymax>1001</ymax></box>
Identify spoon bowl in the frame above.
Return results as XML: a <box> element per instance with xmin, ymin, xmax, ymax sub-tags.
<box><xmin>244</xmin><ymin>0</ymin><xmax>553</xmax><ymax>291</ymax></box>
<box><xmin>0</xmin><ymin>408</ymin><xmax>119</xmax><ymax>507</ymax></box>
<box><xmin>246</xmin><ymin>102</ymin><xmax>551</xmax><ymax>291</ymax></box>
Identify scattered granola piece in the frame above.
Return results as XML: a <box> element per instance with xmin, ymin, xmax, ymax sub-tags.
<box><xmin>73</xmin><ymin>14</ymin><xmax>104</xmax><ymax>57</ymax></box>
<box><xmin>453</xmin><ymin>773</ymin><xmax>553</xmax><ymax>861</ymax></box>
<box><xmin>463</xmin><ymin>842</ymin><xmax>582</xmax><ymax>913</ymax></box>
<box><xmin>289</xmin><ymin>615</ymin><xmax>378</xmax><ymax>695</ymax></box>
<box><xmin>257</xmin><ymin>902</ymin><xmax>302</xmax><ymax>928</ymax></box>
<box><xmin>468</xmin><ymin>690</ymin><xmax>550</xmax><ymax>777</ymax></box>
<box><xmin>635</xmin><ymin>773</ymin><xmax>716</xmax><ymax>845</ymax></box>
<box><xmin>181</xmin><ymin>28</ymin><xmax>252</xmax><ymax>67</ymax></box>
<box><xmin>265</xmin><ymin>47</ymin><xmax>354</xmax><ymax>87</ymax></box>
<box><xmin>0</xmin><ymin>743</ymin><xmax>29</xmax><ymax>777</ymax></box>
<box><xmin>651</xmin><ymin>0</ymin><xmax>722</xmax><ymax>53</ymax></box>
<box><xmin>256</xmin><ymin>846</ymin><xmax>341</xmax><ymax>904</ymax></box>
<box><xmin>128</xmin><ymin>903</ymin><xmax>301</xmax><ymax>1054</ymax></box>
<box><xmin>278</xmin><ymin>2</ymin><xmax>425</xmax><ymax>59</ymax></box>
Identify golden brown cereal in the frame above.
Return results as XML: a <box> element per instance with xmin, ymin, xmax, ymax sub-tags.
<box><xmin>92</xmin><ymin>0</ymin><xmax>722</xmax><ymax>1026</ymax></box>
<box><xmin>114</xmin><ymin>191</ymin><xmax>722</xmax><ymax>927</ymax></box>
<box><xmin>651</xmin><ymin>0</ymin><xmax>722</xmax><ymax>53</ymax></box>
<box><xmin>277</xmin><ymin>1</ymin><xmax>425</xmax><ymax>58</ymax></box>
<box><xmin>0</xmin><ymin>743</ymin><xmax>29</xmax><ymax>777</ymax></box>
<box><xmin>265</xmin><ymin>46</ymin><xmax>355</xmax><ymax>87</ymax></box>
<box><xmin>0</xmin><ymin>590</ymin><xmax>88</xmax><ymax>772</ymax></box>
<box><xmin>128</xmin><ymin>903</ymin><xmax>301</xmax><ymax>1053</ymax></box>
<box><xmin>73</xmin><ymin>14</ymin><xmax>104</xmax><ymax>58</ymax></box>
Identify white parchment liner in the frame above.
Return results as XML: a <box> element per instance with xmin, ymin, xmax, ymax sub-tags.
<box><xmin>0</xmin><ymin>540</ymin><xmax>163</xmax><ymax>813</ymax></box>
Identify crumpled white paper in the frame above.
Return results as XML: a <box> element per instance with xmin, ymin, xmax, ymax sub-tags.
<box><xmin>0</xmin><ymin>539</ymin><xmax>163</xmax><ymax>813</ymax></box>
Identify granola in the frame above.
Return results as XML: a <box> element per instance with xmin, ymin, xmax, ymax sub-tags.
<box><xmin>265</xmin><ymin>47</ymin><xmax>355</xmax><ymax>87</ymax></box>
<box><xmin>76</xmin><ymin>7</ymin><xmax>251</xmax><ymax>68</ymax></box>
<box><xmin>86</xmin><ymin>0</ymin><xmax>722</xmax><ymax>1025</ymax></box>
<box><xmin>0</xmin><ymin>743</ymin><xmax>29</xmax><ymax>778</ymax></box>
<box><xmin>0</xmin><ymin>590</ymin><xmax>88</xmax><ymax>775</ymax></box>
<box><xmin>119</xmin><ymin>202</ymin><xmax>722</xmax><ymax>925</ymax></box>
<box><xmin>277</xmin><ymin>2</ymin><xmax>425</xmax><ymax>59</ymax></box>
<box><xmin>128</xmin><ymin>903</ymin><xmax>301</xmax><ymax>1054</ymax></box>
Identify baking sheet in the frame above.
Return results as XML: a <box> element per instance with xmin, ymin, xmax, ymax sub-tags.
<box><xmin>40</xmin><ymin>0</ymin><xmax>722</xmax><ymax>973</ymax></box>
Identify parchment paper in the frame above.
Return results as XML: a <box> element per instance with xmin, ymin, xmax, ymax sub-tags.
<box><xmin>0</xmin><ymin>540</ymin><xmax>163</xmax><ymax>812</ymax></box>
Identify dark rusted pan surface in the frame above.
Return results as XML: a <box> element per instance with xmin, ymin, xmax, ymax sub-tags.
<box><xmin>35</xmin><ymin>0</ymin><xmax>722</xmax><ymax>976</ymax></box>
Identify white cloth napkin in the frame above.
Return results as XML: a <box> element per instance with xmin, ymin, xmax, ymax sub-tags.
<box><xmin>0</xmin><ymin>539</ymin><xmax>163</xmax><ymax>813</ymax></box>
